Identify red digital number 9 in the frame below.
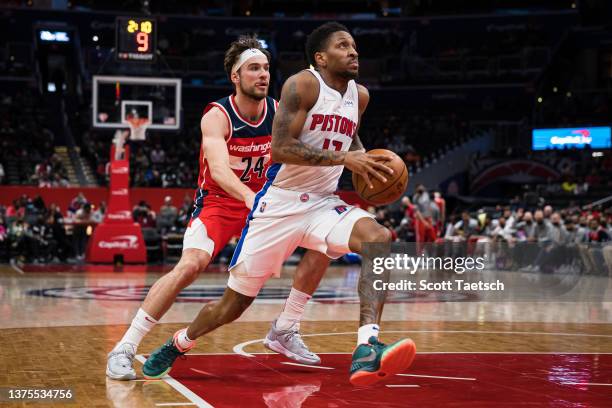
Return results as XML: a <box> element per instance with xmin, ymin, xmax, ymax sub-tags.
<box><xmin>137</xmin><ymin>32</ymin><xmax>149</xmax><ymax>52</ymax></box>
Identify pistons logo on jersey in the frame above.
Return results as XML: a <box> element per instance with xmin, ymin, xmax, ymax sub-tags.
<box><xmin>309</xmin><ymin>114</ymin><xmax>357</xmax><ymax>138</ymax></box>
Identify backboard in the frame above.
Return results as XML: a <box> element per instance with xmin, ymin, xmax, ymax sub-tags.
<box><xmin>92</xmin><ymin>76</ymin><xmax>181</xmax><ymax>130</ymax></box>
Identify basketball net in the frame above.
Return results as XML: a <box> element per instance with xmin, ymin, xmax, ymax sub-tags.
<box><xmin>127</xmin><ymin>117</ymin><xmax>149</xmax><ymax>142</ymax></box>
<box><xmin>114</xmin><ymin>117</ymin><xmax>149</xmax><ymax>160</ymax></box>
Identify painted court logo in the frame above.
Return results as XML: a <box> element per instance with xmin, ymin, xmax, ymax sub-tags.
<box><xmin>26</xmin><ymin>285</ymin><xmax>476</xmax><ymax>303</ymax></box>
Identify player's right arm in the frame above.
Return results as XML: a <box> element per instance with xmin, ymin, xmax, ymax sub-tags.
<box><xmin>271</xmin><ymin>71</ymin><xmax>392</xmax><ymax>188</ymax></box>
<box><xmin>201</xmin><ymin>108</ymin><xmax>256</xmax><ymax>209</ymax></box>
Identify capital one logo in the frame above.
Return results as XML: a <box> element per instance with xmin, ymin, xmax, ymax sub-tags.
<box><xmin>99</xmin><ymin>235</ymin><xmax>139</xmax><ymax>249</ymax></box>
<box><xmin>111</xmin><ymin>188</ymin><xmax>128</xmax><ymax>196</ymax></box>
<box><xmin>107</xmin><ymin>211</ymin><xmax>132</xmax><ymax>220</ymax></box>
<box><xmin>112</xmin><ymin>166</ymin><xmax>129</xmax><ymax>175</ymax></box>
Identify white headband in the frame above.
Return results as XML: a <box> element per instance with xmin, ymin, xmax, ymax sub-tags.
<box><xmin>232</xmin><ymin>48</ymin><xmax>267</xmax><ymax>74</ymax></box>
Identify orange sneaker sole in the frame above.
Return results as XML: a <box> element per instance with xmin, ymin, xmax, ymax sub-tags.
<box><xmin>349</xmin><ymin>339</ymin><xmax>417</xmax><ymax>387</ymax></box>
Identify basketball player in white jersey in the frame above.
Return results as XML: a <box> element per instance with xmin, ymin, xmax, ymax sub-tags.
<box><xmin>143</xmin><ymin>23</ymin><xmax>416</xmax><ymax>386</ymax></box>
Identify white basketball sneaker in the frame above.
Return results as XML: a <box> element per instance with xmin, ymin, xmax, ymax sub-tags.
<box><xmin>264</xmin><ymin>319</ymin><xmax>321</xmax><ymax>365</ymax></box>
<box><xmin>106</xmin><ymin>343</ymin><xmax>137</xmax><ymax>380</ymax></box>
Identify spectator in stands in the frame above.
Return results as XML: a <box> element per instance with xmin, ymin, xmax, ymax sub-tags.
<box><xmin>413</xmin><ymin>184</ymin><xmax>437</xmax><ymax>245</ymax></box>
<box><xmin>452</xmin><ymin>211</ymin><xmax>479</xmax><ymax>239</ymax></box>
<box><xmin>176</xmin><ymin>195</ymin><xmax>194</xmax><ymax>228</ymax></box>
<box><xmin>477</xmin><ymin>213</ymin><xmax>493</xmax><ymax>236</ymax></box>
<box><xmin>29</xmin><ymin>215</ymin><xmax>50</xmax><ymax>263</ymax></box>
<box><xmin>92</xmin><ymin>202</ymin><xmax>106</xmax><ymax>223</ymax></box>
<box><xmin>34</xmin><ymin>160</ymin><xmax>51</xmax><ymax>184</ymax></box>
<box><xmin>395</xmin><ymin>218</ymin><xmax>414</xmax><ymax>242</ymax></box>
<box><xmin>73</xmin><ymin>203</ymin><xmax>93</xmax><ymax>260</ymax></box>
<box><xmin>46</xmin><ymin>203</ymin><xmax>69</xmax><ymax>262</ymax></box>
<box><xmin>433</xmin><ymin>191</ymin><xmax>446</xmax><ymax>235</ymax></box>
<box><xmin>532</xmin><ymin>210</ymin><xmax>553</xmax><ymax>242</ymax></box>
<box><xmin>561</xmin><ymin>177</ymin><xmax>577</xmax><ymax>194</ymax></box>
<box><xmin>490</xmin><ymin>216</ymin><xmax>514</xmax><ymax>242</ymax></box>
<box><xmin>587</xmin><ymin>218</ymin><xmax>610</xmax><ymax>243</ymax></box>
<box><xmin>543</xmin><ymin>205</ymin><xmax>553</xmax><ymax>221</ymax></box>
<box><xmin>69</xmin><ymin>192</ymin><xmax>88</xmax><ymax>216</ymax></box>
<box><xmin>444</xmin><ymin>213</ymin><xmax>457</xmax><ymax>238</ymax></box>
<box><xmin>515</xmin><ymin>211</ymin><xmax>535</xmax><ymax>241</ymax></box>
<box><xmin>502</xmin><ymin>207</ymin><xmax>516</xmax><ymax>230</ymax></box>
<box><xmin>133</xmin><ymin>201</ymin><xmax>156</xmax><ymax>229</ymax></box>
<box><xmin>144</xmin><ymin>167</ymin><xmax>162</xmax><ymax>187</ymax></box>
<box><xmin>51</xmin><ymin>172</ymin><xmax>70</xmax><ymax>187</ymax></box>
<box><xmin>8</xmin><ymin>216</ymin><xmax>28</xmax><ymax>262</ymax></box>
<box><xmin>564</xmin><ymin>218</ymin><xmax>580</xmax><ymax>244</ymax></box>
<box><xmin>134</xmin><ymin>148</ymin><xmax>150</xmax><ymax>169</ymax></box>
<box><xmin>0</xmin><ymin>162</ymin><xmax>4</xmax><ymax>184</ymax></box>
<box><xmin>150</xmin><ymin>145</ymin><xmax>166</xmax><ymax>165</ymax></box>
<box><xmin>576</xmin><ymin>216</ymin><xmax>589</xmax><ymax>242</ymax></box>
<box><xmin>549</xmin><ymin>212</ymin><xmax>569</xmax><ymax>245</ymax></box>
<box><xmin>161</xmin><ymin>170</ymin><xmax>178</xmax><ymax>188</ymax></box>
<box><xmin>6</xmin><ymin>198</ymin><xmax>25</xmax><ymax>219</ymax></box>
<box><xmin>157</xmin><ymin>196</ymin><xmax>178</xmax><ymax>234</ymax></box>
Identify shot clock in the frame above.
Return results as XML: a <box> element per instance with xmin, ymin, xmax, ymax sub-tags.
<box><xmin>115</xmin><ymin>17</ymin><xmax>156</xmax><ymax>62</ymax></box>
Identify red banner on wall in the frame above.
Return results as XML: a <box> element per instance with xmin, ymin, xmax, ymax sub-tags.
<box><xmin>88</xmin><ymin>145</ymin><xmax>146</xmax><ymax>263</ymax></box>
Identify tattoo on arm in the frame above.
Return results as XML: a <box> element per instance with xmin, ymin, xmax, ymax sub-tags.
<box><xmin>273</xmin><ymin>79</ymin><xmax>346</xmax><ymax>166</ymax></box>
<box><xmin>358</xmin><ymin>254</ymin><xmax>389</xmax><ymax>326</ymax></box>
<box><xmin>349</xmin><ymin>134</ymin><xmax>365</xmax><ymax>152</ymax></box>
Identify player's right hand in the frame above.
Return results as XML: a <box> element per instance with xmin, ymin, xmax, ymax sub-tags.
<box><xmin>344</xmin><ymin>151</ymin><xmax>394</xmax><ymax>189</ymax></box>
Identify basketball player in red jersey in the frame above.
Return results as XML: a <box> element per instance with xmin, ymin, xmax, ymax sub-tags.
<box><xmin>107</xmin><ymin>36</ymin><xmax>325</xmax><ymax>380</ymax></box>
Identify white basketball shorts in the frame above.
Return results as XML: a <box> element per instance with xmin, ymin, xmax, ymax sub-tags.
<box><xmin>227</xmin><ymin>185</ymin><xmax>374</xmax><ymax>297</ymax></box>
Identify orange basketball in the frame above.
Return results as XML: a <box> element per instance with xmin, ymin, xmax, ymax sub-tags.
<box><xmin>352</xmin><ymin>149</ymin><xmax>408</xmax><ymax>205</ymax></box>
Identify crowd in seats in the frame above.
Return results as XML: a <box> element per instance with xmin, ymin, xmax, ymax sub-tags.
<box><xmin>0</xmin><ymin>193</ymin><xmax>99</xmax><ymax>263</ymax></box>
<box><xmin>0</xmin><ymin>192</ymin><xmax>196</xmax><ymax>263</ymax></box>
<box><xmin>32</xmin><ymin>154</ymin><xmax>70</xmax><ymax>187</ymax></box>
<box><xmin>0</xmin><ymin>90</ymin><xmax>68</xmax><ymax>186</ymax></box>
<box><xmin>2</xmin><ymin>184</ymin><xmax>609</xmax><ymax>270</ymax></box>
<box><xmin>82</xmin><ymin>129</ymin><xmax>200</xmax><ymax>188</ymax></box>
<box><xmin>372</xmin><ymin>186</ymin><xmax>611</xmax><ymax>275</ymax></box>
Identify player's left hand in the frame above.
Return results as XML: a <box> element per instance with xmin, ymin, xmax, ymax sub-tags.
<box><xmin>344</xmin><ymin>151</ymin><xmax>394</xmax><ymax>188</ymax></box>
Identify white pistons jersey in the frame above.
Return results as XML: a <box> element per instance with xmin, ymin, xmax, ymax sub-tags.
<box><xmin>272</xmin><ymin>68</ymin><xmax>359</xmax><ymax>195</ymax></box>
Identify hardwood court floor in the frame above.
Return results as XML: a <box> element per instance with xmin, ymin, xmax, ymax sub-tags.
<box><xmin>1</xmin><ymin>264</ymin><xmax>611</xmax><ymax>407</ymax></box>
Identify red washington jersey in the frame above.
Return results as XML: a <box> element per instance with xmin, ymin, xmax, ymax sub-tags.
<box><xmin>193</xmin><ymin>95</ymin><xmax>276</xmax><ymax>210</ymax></box>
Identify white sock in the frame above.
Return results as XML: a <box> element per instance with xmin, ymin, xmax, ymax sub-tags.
<box><xmin>174</xmin><ymin>328</ymin><xmax>195</xmax><ymax>352</ymax></box>
<box><xmin>276</xmin><ymin>287</ymin><xmax>312</xmax><ymax>330</ymax></box>
<box><xmin>357</xmin><ymin>324</ymin><xmax>380</xmax><ymax>345</ymax></box>
<box><xmin>115</xmin><ymin>308</ymin><xmax>157</xmax><ymax>351</ymax></box>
